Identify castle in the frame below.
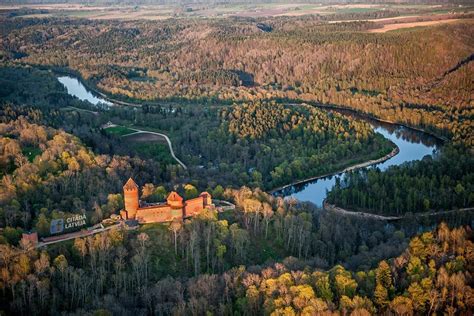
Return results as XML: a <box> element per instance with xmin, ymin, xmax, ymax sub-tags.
<box><xmin>120</xmin><ymin>178</ymin><xmax>212</xmax><ymax>224</ymax></box>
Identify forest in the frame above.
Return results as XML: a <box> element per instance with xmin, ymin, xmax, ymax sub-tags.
<box><xmin>1</xmin><ymin>15</ymin><xmax>472</xmax><ymax>146</ymax></box>
<box><xmin>120</xmin><ymin>100</ymin><xmax>393</xmax><ymax>189</ymax></box>
<box><xmin>0</xmin><ymin>118</ymin><xmax>178</xmax><ymax>233</ymax></box>
<box><xmin>0</xmin><ymin>66</ymin><xmax>394</xmax><ymax>191</ymax></box>
<box><xmin>0</xmin><ymin>65</ymin><xmax>472</xmax><ymax>240</ymax></box>
<box><xmin>326</xmin><ymin>146</ymin><xmax>474</xmax><ymax>216</ymax></box>
<box><xmin>0</xmin><ymin>205</ymin><xmax>472</xmax><ymax>315</ymax></box>
<box><xmin>0</xmin><ymin>7</ymin><xmax>473</xmax><ymax>316</ymax></box>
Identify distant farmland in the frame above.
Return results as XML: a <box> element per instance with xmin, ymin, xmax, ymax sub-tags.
<box><xmin>368</xmin><ymin>18</ymin><xmax>462</xmax><ymax>33</ymax></box>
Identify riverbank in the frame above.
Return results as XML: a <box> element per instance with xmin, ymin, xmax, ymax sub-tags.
<box><xmin>48</xmin><ymin>67</ymin><xmax>444</xmax><ymax>207</ymax></box>
<box><xmin>52</xmin><ymin>67</ymin><xmax>142</xmax><ymax>107</ymax></box>
<box><xmin>46</xmin><ymin>66</ymin><xmax>223</xmax><ymax>108</ymax></box>
<box><xmin>287</xmin><ymin>101</ymin><xmax>449</xmax><ymax>144</ymax></box>
<box><xmin>270</xmin><ymin>145</ymin><xmax>399</xmax><ymax>194</ymax></box>
<box><xmin>45</xmin><ymin>65</ymin><xmax>450</xmax><ymax>144</ymax></box>
<box><xmin>323</xmin><ymin>201</ymin><xmax>474</xmax><ymax>221</ymax></box>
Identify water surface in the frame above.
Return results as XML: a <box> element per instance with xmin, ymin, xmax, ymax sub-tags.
<box><xmin>58</xmin><ymin>76</ymin><xmax>113</xmax><ymax>107</ymax></box>
<box><xmin>57</xmin><ymin>74</ymin><xmax>443</xmax><ymax>207</ymax></box>
<box><xmin>275</xmin><ymin>113</ymin><xmax>442</xmax><ymax>206</ymax></box>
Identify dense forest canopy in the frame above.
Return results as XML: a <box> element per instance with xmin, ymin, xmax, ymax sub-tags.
<box><xmin>1</xmin><ymin>14</ymin><xmax>472</xmax><ymax>146</ymax></box>
<box><xmin>0</xmin><ymin>216</ymin><xmax>472</xmax><ymax>314</ymax></box>
<box><xmin>0</xmin><ymin>6</ymin><xmax>473</xmax><ymax>315</ymax></box>
<box><xmin>0</xmin><ymin>118</ymin><xmax>177</xmax><ymax>231</ymax></box>
<box><xmin>327</xmin><ymin>145</ymin><xmax>474</xmax><ymax>215</ymax></box>
<box><xmin>0</xmin><ymin>66</ymin><xmax>394</xmax><ymax>192</ymax></box>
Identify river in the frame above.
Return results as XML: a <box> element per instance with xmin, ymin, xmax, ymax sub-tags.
<box><xmin>57</xmin><ymin>74</ymin><xmax>443</xmax><ymax>207</ymax></box>
<box><xmin>275</xmin><ymin>115</ymin><xmax>443</xmax><ymax>206</ymax></box>
<box><xmin>58</xmin><ymin>76</ymin><xmax>113</xmax><ymax>107</ymax></box>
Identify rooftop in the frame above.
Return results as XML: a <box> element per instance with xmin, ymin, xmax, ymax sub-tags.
<box><xmin>167</xmin><ymin>191</ymin><xmax>183</xmax><ymax>202</ymax></box>
<box><xmin>124</xmin><ymin>177</ymin><xmax>138</xmax><ymax>190</ymax></box>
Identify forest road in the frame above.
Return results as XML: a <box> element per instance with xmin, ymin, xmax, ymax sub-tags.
<box><xmin>125</xmin><ymin>129</ymin><xmax>187</xmax><ymax>169</ymax></box>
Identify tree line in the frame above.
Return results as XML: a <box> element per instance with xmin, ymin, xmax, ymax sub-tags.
<box><xmin>0</xmin><ymin>216</ymin><xmax>471</xmax><ymax>315</ymax></box>
<box><xmin>326</xmin><ymin>145</ymin><xmax>474</xmax><ymax>216</ymax></box>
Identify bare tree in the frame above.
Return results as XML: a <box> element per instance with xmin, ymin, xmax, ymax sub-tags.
<box><xmin>169</xmin><ymin>220</ymin><xmax>182</xmax><ymax>256</ymax></box>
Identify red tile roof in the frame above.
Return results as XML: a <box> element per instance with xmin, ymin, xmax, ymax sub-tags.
<box><xmin>167</xmin><ymin>191</ymin><xmax>183</xmax><ymax>202</ymax></box>
<box><xmin>124</xmin><ymin>178</ymin><xmax>138</xmax><ymax>190</ymax></box>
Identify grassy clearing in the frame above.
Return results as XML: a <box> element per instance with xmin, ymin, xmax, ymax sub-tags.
<box><xmin>109</xmin><ymin>127</ymin><xmax>175</xmax><ymax>164</ymax></box>
<box><xmin>104</xmin><ymin>126</ymin><xmax>135</xmax><ymax>136</ymax></box>
<box><xmin>22</xmin><ymin>146</ymin><xmax>42</xmax><ymax>162</ymax></box>
<box><xmin>124</xmin><ymin>132</ymin><xmax>167</xmax><ymax>143</ymax></box>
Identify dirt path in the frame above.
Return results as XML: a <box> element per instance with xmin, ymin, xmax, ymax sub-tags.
<box><xmin>125</xmin><ymin>129</ymin><xmax>187</xmax><ymax>169</ymax></box>
<box><xmin>324</xmin><ymin>201</ymin><xmax>474</xmax><ymax>221</ymax></box>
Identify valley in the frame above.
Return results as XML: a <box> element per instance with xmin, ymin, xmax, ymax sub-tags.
<box><xmin>57</xmin><ymin>71</ymin><xmax>444</xmax><ymax>208</ymax></box>
<box><xmin>0</xmin><ymin>2</ymin><xmax>473</xmax><ymax>315</ymax></box>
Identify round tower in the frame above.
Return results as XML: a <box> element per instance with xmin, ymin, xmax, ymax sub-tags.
<box><xmin>123</xmin><ymin>178</ymin><xmax>139</xmax><ymax>219</ymax></box>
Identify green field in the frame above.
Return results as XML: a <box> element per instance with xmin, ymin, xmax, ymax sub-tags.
<box><xmin>104</xmin><ymin>126</ymin><xmax>135</xmax><ymax>136</ymax></box>
<box><xmin>139</xmin><ymin>222</ymin><xmax>169</xmax><ymax>234</ymax></box>
<box><xmin>104</xmin><ymin>126</ymin><xmax>174</xmax><ymax>164</ymax></box>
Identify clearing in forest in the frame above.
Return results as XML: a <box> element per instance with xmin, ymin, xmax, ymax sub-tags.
<box><xmin>123</xmin><ymin>132</ymin><xmax>167</xmax><ymax>143</ymax></box>
<box><xmin>368</xmin><ymin>19</ymin><xmax>461</xmax><ymax>33</ymax></box>
<box><xmin>104</xmin><ymin>126</ymin><xmax>136</xmax><ymax>136</ymax></box>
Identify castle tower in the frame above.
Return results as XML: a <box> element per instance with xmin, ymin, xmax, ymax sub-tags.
<box><xmin>200</xmin><ymin>192</ymin><xmax>212</xmax><ymax>207</ymax></box>
<box><xmin>167</xmin><ymin>192</ymin><xmax>184</xmax><ymax>209</ymax></box>
<box><xmin>123</xmin><ymin>178</ymin><xmax>139</xmax><ymax>219</ymax></box>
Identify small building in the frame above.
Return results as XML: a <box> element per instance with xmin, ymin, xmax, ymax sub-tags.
<box><xmin>120</xmin><ymin>178</ymin><xmax>213</xmax><ymax>224</ymax></box>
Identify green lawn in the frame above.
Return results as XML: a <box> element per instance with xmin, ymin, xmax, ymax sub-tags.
<box><xmin>104</xmin><ymin>126</ymin><xmax>136</xmax><ymax>136</ymax></box>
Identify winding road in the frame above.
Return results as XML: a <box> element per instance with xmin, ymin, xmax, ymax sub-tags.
<box><xmin>124</xmin><ymin>128</ymin><xmax>188</xmax><ymax>169</ymax></box>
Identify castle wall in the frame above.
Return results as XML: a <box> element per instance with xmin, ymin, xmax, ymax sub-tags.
<box><xmin>121</xmin><ymin>179</ymin><xmax>212</xmax><ymax>224</ymax></box>
<box><xmin>21</xmin><ymin>232</ymin><xmax>38</xmax><ymax>246</ymax></box>
<box><xmin>184</xmin><ymin>197</ymin><xmax>205</xmax><ymax>218</ymax></box>
<box><xmin>120</xmin><ymin>210</ymin><xmax>129</xmax><ymax>220</ymax></box>
<box><xmin>200</xmin><ymin>192</ymin><xmax>211</xmax><ymax>207</ymax></box>
<box><xmin>135</xmin><ymin>206</ymin><xmax>182</xmax><ymax>224</ymax></box>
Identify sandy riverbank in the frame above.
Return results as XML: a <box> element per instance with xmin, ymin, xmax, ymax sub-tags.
<box><xmin>270</xmin><ymin>145</ymin><xmax>399</xmax><ymax>194</ymax></box>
